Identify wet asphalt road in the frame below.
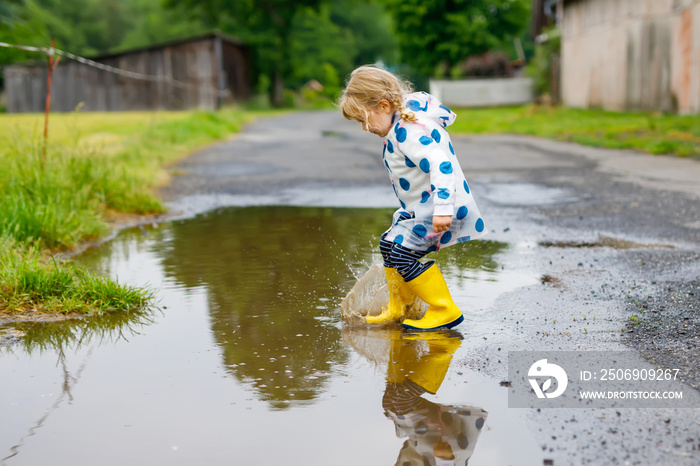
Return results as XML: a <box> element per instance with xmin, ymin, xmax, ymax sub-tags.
<box><xmin>161</xmin><ymin>110</ymin><xmax>700</xmax><ymax>466</ymax></box>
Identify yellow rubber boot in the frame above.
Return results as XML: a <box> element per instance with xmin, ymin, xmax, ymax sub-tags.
<box><xmin>366</xmin><ymin>267</ymin><xmax>415</xmax><ymax>325</ymax></box>
<box><xmin>401</xmin><ymin>264</ymin><xmax>464</xmax><ymax>330</ymax></box>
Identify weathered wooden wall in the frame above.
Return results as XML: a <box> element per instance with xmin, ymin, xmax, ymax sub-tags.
<box><xmin>221</xmin><ymin>41</ymin><xmax>251</xmax><ymax>103</ymax></box>
<box><xmin>561</xmin><ymin>0</ymin><xmax>700</xmax><ymax>114</ymax></box>
<box><xmin>5</xmin><ymin>34</ymin><xmax>250</xmax><ymax>113</ymax></box>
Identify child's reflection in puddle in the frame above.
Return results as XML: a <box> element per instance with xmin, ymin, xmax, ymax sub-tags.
<box><xmin>343</xmin><ymin>328</ymin><xmax>487</xmax><ymax>465</ymax></box>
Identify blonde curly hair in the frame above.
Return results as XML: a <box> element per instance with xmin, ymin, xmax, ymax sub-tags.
<box><xmin>339</xmin><ymin>65</ymin><xmax>418</xmax><ymax>126</ymax></box>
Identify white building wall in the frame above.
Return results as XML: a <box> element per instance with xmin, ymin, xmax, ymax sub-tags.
<box><xmin>561</xmin><ymin>0</ymin><xmax>700</xmax><ymax>113</ymax></box>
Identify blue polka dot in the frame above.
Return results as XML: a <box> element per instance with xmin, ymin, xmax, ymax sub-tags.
<box><xmin>407</xmin><ymin>100</ymin><xmax>421</xmax><ymax>111</ymax></box>
<box><xmin>431</xmin><ymin>129</ymin><xmax>441</xmax><ymax>143</ymax></box>
<box><xmin>475</xmin><ymin>218</ymin><xmax>485</xmax><ymax>232</ymax></box>
<box><xmin>419</xmin><ymin>158</ymin><xmax>430</xmax><ymax>173</ymax></box>
<box><xmin>404</xmin><ymin>156</ymin><xmax>415</xmax><ymax>168</ymax></box>
<box><xmin>399</xmin><ymin>178</ymin><xmax>410</xmax><ymax>191</ymax></box>
<box><xmin>463</xmin><ymin>180</ymin><xmax>470</xmax><ymax>194</ymax></box>
<box><xmin>394</xmin><ymin>122</ymin><xmax>400</xmax><ymax>132</ymax></box>
<box><xmin>440</xmin><ymin>231</ymin><xmax>453</xmax><ymax>244</ymax></box>
<box><xmin>449</xmin><ymin>142</ymin><xmax>455</xmax><ymax>155</ymax></box>
<box><xmin>412</xmin><ymin>224</ymin><xmax>427</xmax><ymax>237</ymax></box>
<box><xmin>382</xmin><ymin>144</ymin><xmax>386</xmax><ymax>156</ymax></box>
<box><xmin>394</xmin><ymin>235</ymin><xmax>404</xmax><ymax>244</ymax></box>
<box><xmin>456</xmin><ymin>206</ymin><xmax>468</xmax><ymax>219</ymax></box>
<box><xmin>427</xmin><ymin>244</ymin><xmax>438</xmax><ymax>252</ymax></box>
<box><xmin>387</xmin><ymin>140</ymin><xmax>394</xmax><ymax>153</ymax></box>
<box><xmin>384</xmin><ymin>160</ymin><xmax>390</xmax><ymax>171</ymax></box>
<box><xmin>396</xmin><ymin>127</ymin><xmax>407</xmax><ymax>142</ymax></box>
<box><xmin>458</xmin><ymin>236</ymin><xmax>471</xmax><ymax>243</ymax></box>
<box><xmin>439</xmin><ymin>161</ymin><xmax>453</xmax><ymax>174</ymax></box>
<box><xmin>419</xmin><ymin>136</ymin><xmax>433</xmax><ymax>146</ymax></box>
<box><xmin>431</xmin><ymin>184</ymin><xmax>435</xmax><ymax>191</ymax></box>
<box><xmin>400</xmin><ymin>200</ymin><xmax>406</xmax><ymax>208</ymax></box>
<box><xmin>420</xmin><ymin>191</ymin><xmax>431</xmax><ymax>203</ymax></box>
<box><xmin>392</xmin><ymin>184</ymin><xmax>397</xmax><ymax>197</ymax></box>
<box><xmin>437</xmin><ymin>188</ymin><xmax>450</xmax><ymax>199</ymax></box>
<box><xmin>440</xmin><ymin>104</ymin><xmax>451</xmax><ymax>113</ymax></box>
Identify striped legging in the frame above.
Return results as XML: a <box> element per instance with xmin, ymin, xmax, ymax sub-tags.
<box><xmin>380</xmin><ymin>234</ymin><xmax>433</xmax><ymax>282</ymax></box>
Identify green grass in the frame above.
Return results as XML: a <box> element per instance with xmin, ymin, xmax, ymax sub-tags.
<box><xmin>0</xmin><ymin>111</ymin><xmax>187</xmax><ymax>150</ymax></box>
<box><xmin>0</xmin><ymin>107</ymin><xmax>266</xmax><ymax>315</ymax></box>
<box><xmin>0</xmin><ymin>108</ymin><xmax>259</xmax><ymax>250</ymax></box>
<box><xmin>0</xmin><ymin>235</ymin><xmax>152</xmax><ymax>314</ymax></box>
<box><xmin>450</xmin><ymin>105</ymin><xmax>700</xmax><ymax>158</ymax></box>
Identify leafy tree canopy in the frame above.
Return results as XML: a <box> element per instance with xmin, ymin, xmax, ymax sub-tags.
<box><xmin>0</xmin><ymin>0</ymin><xmax>24</xmax><ymax>27</ymax></box>
<box><xmin>383</xmin><ymin>0</ymin><xmax>530</xmax><ymax>76</ymax></box>
<box><xmin>0</xmin><ymin>0</ymin><xmax>128</xmax><ymax>56</ymax></box>
<box><xmin>290</xmin><ymin>1</ymin><xmax>397</xmax><ymax>94</ymax></box>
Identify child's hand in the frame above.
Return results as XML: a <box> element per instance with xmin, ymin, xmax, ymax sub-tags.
<box><xmin>433</xmin><ymin>215</ymin><xmax>452</xmax><ymax>233</ymax></box>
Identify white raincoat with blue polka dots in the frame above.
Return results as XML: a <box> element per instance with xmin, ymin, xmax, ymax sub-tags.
<box><xmin>382</xmin><ymin>92</ymin><xmax>486</xmax><ymax>252</ymax></box>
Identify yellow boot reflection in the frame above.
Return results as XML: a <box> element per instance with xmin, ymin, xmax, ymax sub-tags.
<box><xmin>385</xmin><ymin>330</ymin><xmax>461</xmax><ymax>393</ymax></box>
<box><xmin>383</xmin><ymin>331</ymin><xmax>488</xmax><ymax>466</ymax></box>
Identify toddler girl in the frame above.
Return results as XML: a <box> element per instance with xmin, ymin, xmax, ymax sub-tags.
<box><xmin>339</xmin><ymin>65</ymin><xmax>487</xmax><ymax>330</ymax></box>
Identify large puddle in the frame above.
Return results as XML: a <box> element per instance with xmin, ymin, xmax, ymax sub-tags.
<box><xmin>1</xmin><ymin>206</ymin><xmax>545</xmax><ymax>465</ymax></box>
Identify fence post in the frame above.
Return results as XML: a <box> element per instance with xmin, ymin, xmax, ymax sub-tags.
<box><xmin>42</xmin><ymin>39</ymin><xmax>61</xmax><ymax>166</ymax></box>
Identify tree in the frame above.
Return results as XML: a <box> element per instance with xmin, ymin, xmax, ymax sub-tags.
<box><xmin>0</xmin><ymin>0</ymin><xmax>206</xmax><ymax>59</ymax></box>
<box><xmin>0</xmin><ymin>0</ymin><xmax>128</xmax><ymax>57</ymax></box>
<box><xmin>329</xmin><ymin>0</ymin><xmax>397</xmax><ymax>68</ymax></box>
<box><xmin>289</xmin><ymin>5</ymin><xmax>354</xmax><ymax>93</ymax></box>
<box><xmin>168</xmin><ymin>0</ymin><xmax>324</xmax><ymax>107</ymax></box>
<box><xmin>289</xmin><ymin>1</ymin><xmax>397</xmax><ymax>93</ymax></box>
<box><xmin>0</xmin><ymin>0</ymin><xmax>23</xmax><ymax>27</ymax></box>
<box><xmin>118</xmin><ymin>0</ymin><xmax>208</xmax><ymax>52</ymax></box>
<box><xmin>383</xmin><ymin>0</ymin><xmax>530</xmax><ymax>77</ymax></box>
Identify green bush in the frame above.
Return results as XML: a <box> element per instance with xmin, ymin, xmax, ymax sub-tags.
<box><xmin>527</xmin><ymin>27</ymin><xmax>561</xmax><ymax>98</ymax></box>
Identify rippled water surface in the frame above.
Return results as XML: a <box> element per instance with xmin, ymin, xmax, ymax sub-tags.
<box><xmin>1</xmin><ymin>206</ymin><xmax>545</xmax><ymax>465</ymax></box>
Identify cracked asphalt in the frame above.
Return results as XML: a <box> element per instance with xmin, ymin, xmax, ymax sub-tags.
<box><xmin>160</xmin><ymin>110</ymin><xmax>700</xmax><ymax>466</ymax></box>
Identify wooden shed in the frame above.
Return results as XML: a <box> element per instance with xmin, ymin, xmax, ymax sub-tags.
<box><xmin>4</xmin><ymin>32</ymin><xmax>251</xmax><ymax>113</ymax></box>
<box><xmin>557</xmin><ymin>0</ymin><xmax>700</xmax><ymax>114</ymax></box>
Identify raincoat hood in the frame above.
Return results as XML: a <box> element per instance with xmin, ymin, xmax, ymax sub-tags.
<box><xmin>403</xmin><ymin>92</ymin><xmax>456</xmax><ymax>128</ymax></box>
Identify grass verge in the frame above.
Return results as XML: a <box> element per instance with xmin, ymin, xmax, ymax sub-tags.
<box><xmin>451</xmin><ymin>105</ymin><xmax>700</xmax><ymax>158</ymax></box>
<box><xmin>0</xmin><ymin>235</ymin><xmax>152</xmax><ymax>314</ymax></box>
<box><xmin>0</xmin><ymin>107</ymin><xmax>263</xmax><ymax>316</ymax></box>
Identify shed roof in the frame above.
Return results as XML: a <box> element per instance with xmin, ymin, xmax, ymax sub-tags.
<box><xmin>92</xmin><ymin>31</ymin><xmax>246</xmax><ymax>61</ymax></box>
